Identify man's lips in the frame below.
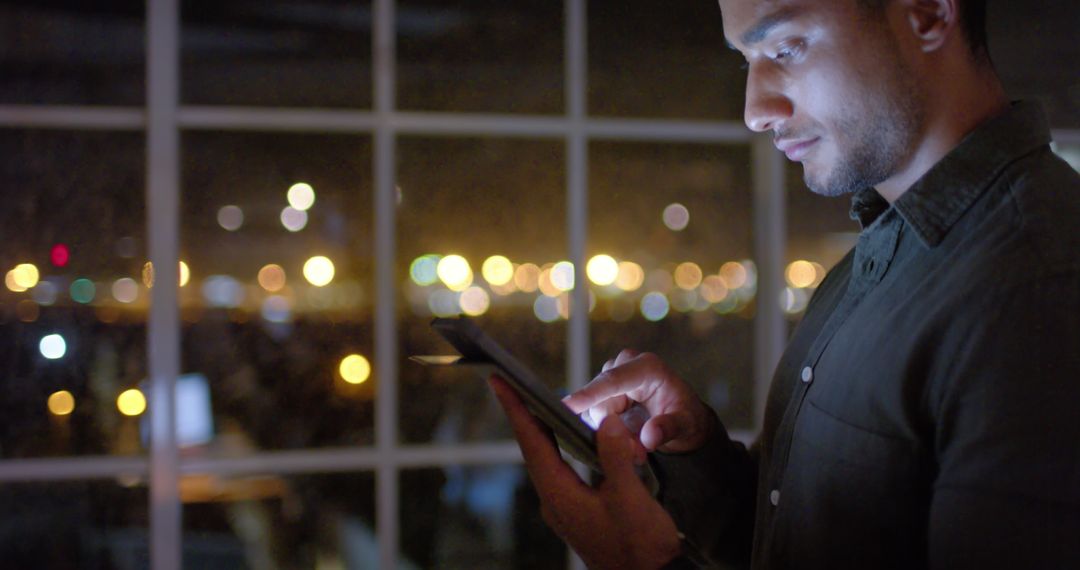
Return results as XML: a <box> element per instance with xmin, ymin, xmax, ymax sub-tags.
<box><xmin>774</xmin><ymin>137</ymin><xmax>820</xmax><ymax>161</ymax></box>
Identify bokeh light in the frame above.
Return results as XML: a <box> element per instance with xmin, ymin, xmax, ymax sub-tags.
<box><xmin>481</xmin><ymin>255</ymin><xmax>514</xmax><ymax>286</ymax></box>
<box><xmin>303</xmin><ymin>256</ymin><xmax>336</xmax><ymax>287</ymax></box>
<box><xmin>662</xmin><ymin>203</ymin><xmax>690</xmax><ymax>231</ymax></box>
<box><xmin>50</xmin><ymin>244</ymin><xmax>70</xmax><ymax>267</ymax></box>
<box><xmin>261</xmin><ymin>295</ymin><xmax>292</xmax><ymax>323</ymax></box>
<box><xmin>437</xmin><ymin>254</ymin><xmax>473</xmax><ymax>291</ymax></box>
<box><xmin>217</xmin><ymin>205</ymin><xmax>244</xmax><ymax>231</ymax></box>
<box><xmin>640</xmin><ymin>292</ymin><xmax>670</xmax><ymax>321</ymax></box>
<box><xmin>5</xmin><ymin>270</ymin><xmax>27</xmax><ymax>293</ymax></box>
<box><xmin>47</xmin><ymin>390</ymin><xmax>75</xmax><ymax>416</ymax></box>
<box><xmin>287</xmin><ymin>182</ymin><xmax>316</xmax><ymax>211</ymax></box>
<box><xmin>280</xmin><ymin>206</ymin><xmax>308</xmax><ymax>232</ymax></box>
<box><xmin>117</xmin><ymin>389</ymin><xmax>147</xmax><ymax>417</ymax></box>
<box><xmin>785</xmin><ymin>260</ymin><xmax>818</xmax><ymax>289</ymax></box>
<box><xmin>719</xmin><ymin>261</ymin><xmax>748</xmax><ymax>289</ymax></box>
<box><xmin>202</xmin><ymin>275</ymin><xmax>244</xmax><ymax>307</ymax></box>
<box><xmin>514</xmin><ymin>263</ymin><xmax>541</xmax><ymax>293</ymax></box>
<box><xmin>459</xmin><ymin>286</ymin><xmax>491</xmax><ymax>316</ymax></box>
<box><xmin>550</xmin><ymin>261</ymin><xmax>575</xmax><ymax>292</ymax></box>
<box><xmin>699</xmin><ymin>275</ymin><xmax>729</xmax><ymax>303</ymax></box>
<box><xmin>258</xmin><ymin>264</ymin><xmax>287</xmax><ymax>292</ymax></box>
<box><xmin>410</xmin><ymin>254</ymin><xmax>441</xmax><ymax>286</ymax></box>
<box><xmin>142</xmin><ymin>262</ymin><xmax>155</xmax><ymax>288</ymax></box>
<box><xmin>70</xmin><ymin>279</ymin><xmax>96</xmax><ymax>304</ymax></box>
<box><xmin>615</xmin><ymin>261</ymin><xmax>645</xmax><ymax>292</ymax></box>
<box><xmin>12</xmin><ymin>263</ymin><xmax>40</xmax><ymax>289</ymax></box>
<box><xmin>179</xmin><ymin>261</ymin><xmax>190</xmax><ymax>287</ymax></box>
<box><xmin>533</xmin><ymin>295</ymin><xmax>560</xmax><ymax>323</ymax></box>
<box><xmin>537</xmin><ymin>266</ymin><xmax>561</xmax><ymax>297</ymax></box>
<box><xmin>674</xmin><ymin>262</ymin><xmax>704</xmax><ymax>290</ymax></box>
<box><xmin>339</xmin><ymin>354</ymin><xmax>372</xmax><ymax>385</ymax></box>
<box><xmin>586</xmin><ymin>254</ymin><xmax>619</xmax><ymax>286</ymax></box>
<box><xmin>428</xmin><ymin>289</ymin><xmax>461</xmax><ymax>317</ymax></box>
<box><xmin>112</xmin><ymin>278</ymin><xmax>139</xmax><ymax>303</ymax></box>
<box><xmin>39</xmin><ymin>333</ymin><xmax>67</xmax><ymax>360</ymax></box>
<box><xmin>31</xmin><ymin>280</ymin><xmax>59</xmax><ymax>305</ymax></box>
<box><xmin>781</xmin><ymin>287</ymin><xmax>810</xmax><ymax>315</ymax></box>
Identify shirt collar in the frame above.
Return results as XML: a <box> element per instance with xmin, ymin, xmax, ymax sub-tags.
<box><xmin>847</xmin><ymin>101</ymin><xmax>1052</xmax><ymax>246</ymax></box>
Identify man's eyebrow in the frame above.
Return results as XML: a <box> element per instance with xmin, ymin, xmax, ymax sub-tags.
<box><xmin>738</xmin><ymin>7</ymin><xmax>800</xmax><ymax>47</ymax></box>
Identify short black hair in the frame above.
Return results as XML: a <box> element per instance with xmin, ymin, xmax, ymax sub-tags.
<box><xmin>858</xmin><ymin>0</ymin><xmax>989</xmax><ymax>62</ymax></box>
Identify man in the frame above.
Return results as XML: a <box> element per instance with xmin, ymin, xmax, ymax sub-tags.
<box><xmin>491</xmin><ymin>0</ymin><xmax>1080</xmax><ymax>568</ymax></box>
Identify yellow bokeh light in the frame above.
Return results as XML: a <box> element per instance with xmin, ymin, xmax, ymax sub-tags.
<box><xmin>699</xmin><ymin>275</ymin><xmax>729</xmax><ymax>303</ymax></box>
<box><xmin>674</xmin><ymin>262</ymin><xmax>704</xmax><ymax>290</ymax></box>
<box><xmin>339</xmin><ymin>354</ymin><xmax>371</xmax><ymax>385</ymax></box>
<box><xmin>287</xmin><ymin>182</ymin><xmax>316</xmax><ymax>211</ymax></box>
<box><xmin>481</xmin><ymin>255</ymin><xmax>514</xmax><ymax>286</ymax></box>
<box><xmin>719</xmin><ymin>261</ymin><xmax>748</xmax><ymax>289</ymax></box>
<box><xmin>303</xmin><ymin>256</ymin><xmax>335</xmax><ymax>287</ymax></box>
<box><xmin>437</xmin><ymin>254</ymin><xmax>473</xmax><ymax>291</ymax></box>
<box><xmin>179</xmin><ymin>261</ymin><xmax>190</xmax><ymax>287</ymax></box>
<box><xmin>538</xmin><ymin>266</ymin><xmax>561</xmax><ymax>297</ymax></box>
<box><xmin>48</xmin><ymin>390</ymin><xmax>75</xmax><ymax>416</ymax></box>
<box><xmin>5</xmin><ymin>270</ymin><xmax>28</xmax><ymax>292</ymax></box>
<box><xmin>586</xmin><ymin>254</ymin><xmax>619</xmax><ymax>286</ymax></box>
<box><xmin>785</xmin><ymin>260</ymin><xmax>818</xmax><ymax>289</ymax></box>
<box><xmin>117</xmin><ymin>388</ymin><xmax>147</xmax><ymax>417</ymax></box>
<box><xmin>459</xmin><ymin>286</ymin><xmax>491</xmax><ymax>316</ymax></box>
<box><xmin>12</xmin><ymin>263</ymin><xmax>40</xmax><ymax>289</ymax></box>
<box><xmin>258</xmin><ymin>264</ymin><xmax>287</xmax><ymax>292</ymax></box>
<box><xmin>142</xmin><ymin>262</ymin><xmax>155</xmax><ymax>288</ymax></box>
<box><xmin>514</xmin><ymin>263</ymin><xmax>541</xmax><ymax>293</ymax></box>
<box><xmin>614</xmin><ymin>261</ymin><xmax>645</xmax><ymax>292</ymax></box>
<box><xmin>142</xmin><ymin>261</ymin><xmax>191</xmax><ymax>288</ymax></box>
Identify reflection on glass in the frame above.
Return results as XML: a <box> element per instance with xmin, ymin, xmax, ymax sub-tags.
<box><xmin>180</xmin><ymin>133</ymin><xmax>375</xmax><ymax>453</ymax></box>
<box><xmin>400</xmin><ymin>465</ymin><xmax>565</xmax><ymax>569</ymax></box>
<box><xmin>397</xmin><ymin>1</ymin><xmax>563</xmax><ymax>114</ymax></box>
<box><xmin>0</xmin><ymin>3</ymin><xmax>145</xmax><ymax>105</ymax></box>
<box><xmin>397</xmin><ymin>137</ymin><xmax>566</xmax><ymax>444</ymax></box>
<box><xmin>181</xmin><ymin>0</ymin><xmax>373</xmax><ymax>107</ymax></box>
<box><xmin>589</xmin><ymin>142</ymin><xmax>755</xmax><ymax>430</ymax></box>
<box><xmin>0</xmin><ymin>130</ymin><xmax>147</xmax><ymax>458</ymax></box>
<box><xmin>183</xmin><ymin>471</ymin><xmax>375</xmax><ymax>568</ymax></box>
<box><xmin>588</xmin><ymin>0</ymin><xmax>745</xmax><ymax>119</ymax></box>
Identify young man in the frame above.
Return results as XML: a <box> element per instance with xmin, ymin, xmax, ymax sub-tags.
<box><xmin>491</xmin><ymin>0</ymin><xmax>1080</xmax><ymax>568</ymax></box>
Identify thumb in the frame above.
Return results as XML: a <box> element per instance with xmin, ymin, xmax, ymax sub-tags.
<box><xmin>596</xmin><ymin>416</ymin><xmax>647</xmax><ymax>491</ymax></box>
<box><xmin>640</xmin><ymin>411</ymin><xmax>696</xmax><ymax>452</ymax></box>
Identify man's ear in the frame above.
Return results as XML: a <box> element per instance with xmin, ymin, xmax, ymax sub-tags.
<box><xmin>902</xmin><ymin>0</ymin><xmax>959</xmax><ymax>53</ymax></box>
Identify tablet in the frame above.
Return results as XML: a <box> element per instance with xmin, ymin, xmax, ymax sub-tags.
<box><xmin>410</xmin><ymin>316</ymin><xmax>660</xmax><ymax>497</ymax></box>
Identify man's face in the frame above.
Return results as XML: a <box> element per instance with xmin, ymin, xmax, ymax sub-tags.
<box><xmin>720</xmin><ymin>0</ymin><xmax>924</xmax><ymax>197</ymax></box>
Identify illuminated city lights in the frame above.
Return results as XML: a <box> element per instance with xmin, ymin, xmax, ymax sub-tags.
<box><xmin>281</xmin><ymin>206</ymin><xmax>308</xmax><ymax>232</ymax></box>
<box><xmin>112</xmin><ymin>278</ymin><xmax>139</xmax><ymax>303</ymax></box>
<box><xmin>781</xmin><ymin>287</ymin><xmax>810</xmax><ymax>315</ymax></box>
<box><xmin>533</xmin><ymin>295</ymin><xmax>560</xmax><ymax>323</ymax></box>
<box><xmin>202</xmin><ymin>275</ymin><xmax>244</xmax><ymax>307</ymax></box>
<box><xmin>50</xmin><ymin>244</ymin><xmax>70</xmax><ymax>267</ymax></box>
<box><xmin>217</xmin><ymin>205</ymin><xmax>244</xmax><ymax>231</ymax></box>
<box><xmin>615</xmin><ymin>261</ymin><xmax>645</xmax><ymax>292</ymax></box>
<box><xmin>5</xmin><ymin>270</ymin><xmax>27</xmax><ymax>292</ymax></box>
<box><xmin>641</xmin><ymin>292</ymin><xmax>671</xmax><ymax>321</ymax></box>
<box><xmin>179</xmin><ymin>261</ymin><xmax>191</xmax><ymax>287</ymax></box>
<box><xmin>586</xmin><ymin>254</ymin><xmax>619</xmax><ymax>286</ymax></box>
<box><xmin>117</xmin><ymin>389</ymin><xmax>147</xmax><ymax>417</ymax></box>
<box><xmin>31</xmin><ymin>280</ymin><xmax>59</xmax><ymax>305</ymax></box>
<box><xmin>12</xmin><ymin>263</ymin><xmax>40</xmax><ymax>289</ymax></box>
<box><xmin>303</xmin><ymin>256</ymin><xmax>336</xmax><ymax>287</ymax></box>
<box><xmin>339</xmin><ymin>354</ymin><xmax>372</xmax><ymax>385</ymax></box>
<box><xmin>261</xmin><ymin>295</ymin><xmax>292</xmax><ymax>323</ymax></box>
<box><xmin>258</xmin><ymin>264</ymin><xmax>287</xmax><ymax>292</ymax></box>
<box><xmin>489</xmin><ymin>278</ymin><xmax>518</xmax><ymax>296</ymax></box>
<box><xmin>662</xmin><ymin>203</ymin><xmax>690</xmax><ymax>231</ymax></box>
<box><xmin>719</xmin><ymin>261</ymin><xmax>748</xmax><ymax>289</ymax></box>
<box><xmin>287</xmin><ymin>182</ymin><xmax>316</xmax><ymax>211</ymax></box>
<box><xmin>537</xmin><ymin>266</ymin><xmax>561</xmax><ymax>297</ymax></box>
<box><xmin>436</xmin><ymin>254</ymin><xmax>473</xmax><ymax>291</ymax></box>
<box><xmin>551</xmin><ymin>261</ymin><xmax>575</xmax><ymax>292</ymax></box>
<box><xmin>70</xmin><ymin>279</ymin><xmax>96</xmax><ymax>304</ymax></box>
<box><xmin>410</xmin><ymin>255</ymin><xmax>441</xmax><ymax>286</ymax></box>
<box><xmin>142</xmin><ymin>262</ymin><xmax>154</xmax><ymax>288</ymax></box>
<box><xmin>514</xmin><ymin>263</ymin><xmax>541</xmax><ymax>292</ymax></box>
<box><xmin>39</xmin><ymin>333</ymin><xmax>67</xmax><ymax>359</ymax></box>
<box><xmin>481</xmin><ymin>255</ymin><xmax>514</xmax><ymax>286</ymax></box>
<box><xmin>144</xmin><ymin>261</ymin><xmax>189</xmax><ymax>287</ymax></box>
<box><xmin>785</xmin><ymin>260</ymin><xmax>818</xmax><ymax>289</ymax></box>
<box><xmin>674</xmin><ymin>262</ymin><xmax>704</xmax><ymax>290</ymax></box>
<box><xmin>459</xmin><ymin>286</ymin><xmax>491</xmax><ymax>316</ymax></box>
<box><xmin>699</xmin><ymin>275</ymin><xmax>730</xmax><ymax>303</ymax></box>
<box><xmin>47</xmin><ymin>390</ymin><xmax>75</xmax><ymax>416</ymax></box>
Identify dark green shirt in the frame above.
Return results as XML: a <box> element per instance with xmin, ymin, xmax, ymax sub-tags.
<box><xmin>656</xmin><ymin>101</ymin><xmax>1080</xmax><ymax>569</ymax></box>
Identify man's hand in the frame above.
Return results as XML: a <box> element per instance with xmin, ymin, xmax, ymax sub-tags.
<box><xmin>564</xmin><ymin>350</ymin><xmax>716</xmax><ymax>453</ymax></box>
<box><xmin>489</xmin><ymin>375</ymin><xmax>682</xmax><ymax>570</ymax></box>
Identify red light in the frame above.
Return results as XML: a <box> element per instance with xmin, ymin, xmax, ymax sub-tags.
<box><xmin>50</xmin><ymin>244</ymin><xmax>70</xmax><ymax>267</ymax></box>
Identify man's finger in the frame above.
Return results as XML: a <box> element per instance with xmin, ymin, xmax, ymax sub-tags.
<box><xmin>596</xmin><ymin>415</ymin><xmax>648</xmax><ymax>493</ymax></box>
<box><xmin>563</xmin><ymin>353</ymin><xmax>663</xmax><ymax>414</ymax></box>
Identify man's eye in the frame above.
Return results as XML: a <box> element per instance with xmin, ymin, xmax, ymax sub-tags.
<box><xmin>772</xmin><ymin>42</ymin><xmax>803</xmax><ymax>63</ymax></box>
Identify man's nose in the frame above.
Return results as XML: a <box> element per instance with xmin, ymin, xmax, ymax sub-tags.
<box><xmin>743</xmin><ymin>65</ymin><xmax>793</xmax><ymax>133</ymax></box>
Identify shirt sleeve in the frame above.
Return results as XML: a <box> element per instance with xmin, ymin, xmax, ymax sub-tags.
<box><xmin>928</xmin><ymin>271</ymin><xmax>1080</xmax><ymax>568</ymax></box>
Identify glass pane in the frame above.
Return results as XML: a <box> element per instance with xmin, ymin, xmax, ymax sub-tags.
<box><xmin>0</xmin><ymin>129</ymin><xmax>147</xmax><ymax>458</ymax></box>
<box><xmin>588</xmin><ymin>0</ymin><xmax>745</xmax><ymax>120</ymax></box>
<box><xmin>182</xmin><ymin>470</ymin><xmax>375</xmax><ymax>569</ymax></box>
<box><xmin>589</xmin><ymin>142</ymin><xmax>756</xmax><ymax>430</ymax></box>
<box><xmin>400</xmin><ymin>465</ymin><xmax>565</xmax><ymax>569</ymax></box>
<box><xmin>0</xmin><ymin>2</ymin><xmax>145</xmax><ymax>105</ymax></box>
<box><xmin>181</xmin><ymin>0</ymin><xmax>373</xmax><ymax>108</ymax></box>
<box><xmin>180</xmin><ymin>132</ymin><xmax>374</xmax><ymax>454</ymax></box>
<box><xmin>1052</xmin><ymin>142</ymin><xmax>1080</xmax><ymax>174</ymax></box>
<box><xmin>397</xmin><ymin>1</ymin><xmax>563</xmax><ymax>114</ymax></box>
<box><xmin>0</xmin><ymin>479</ymin><xmax>148</xmax><ymax>568</ymax></box>
<box><xmin>397</xmin><ymin>137</ymin><xmax>566</xmax><ymax>444</ymax></box>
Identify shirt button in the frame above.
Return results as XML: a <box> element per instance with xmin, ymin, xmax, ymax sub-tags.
<box><xmin>801</xmin><ymin>366</ymin><xmax>813</xmax><ymax>383</ymax></box>
<box><xmin>770</xmin><ymin>489</ymin><xmax>781</xmax><ymax>506</ymax></box>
